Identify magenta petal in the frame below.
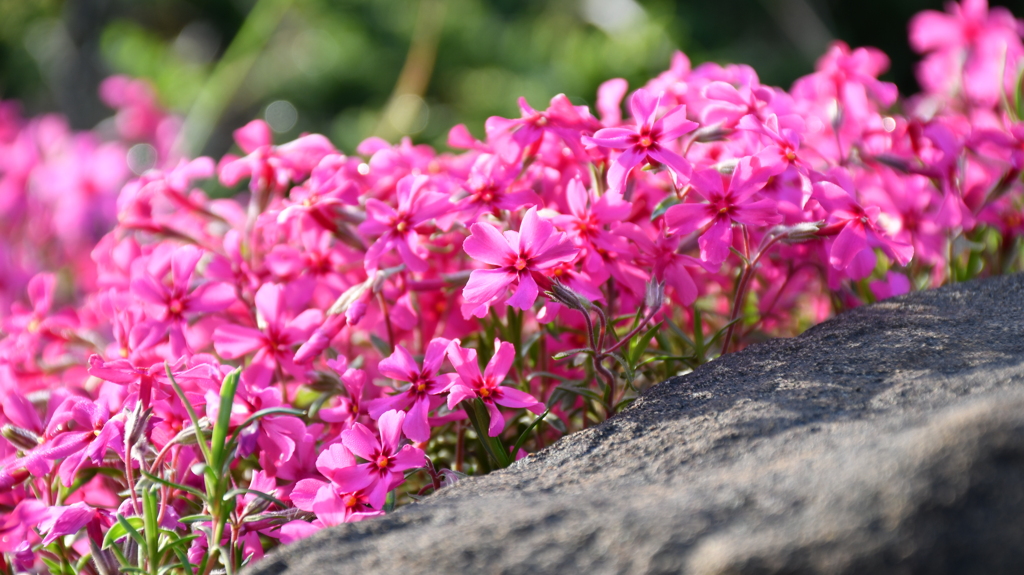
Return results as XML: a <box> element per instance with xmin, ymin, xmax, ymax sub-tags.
<box><xmin>607</xmin><ymin>147</ymin><xmax>645</xmax><ymax>193</ymax></box>
<box><xmin>254</xmin><ymin>283</ymin><xmax>285</xmax><ymax>327</ymax></box>
<box><xmin>648</xmin><ymin>147</ymin><xmax>692</xmax><ymax>179</ymax></box>
<box><xmin>597</xmin><ymin>78</ymin><xmax>628</xmax><ymax>124</ymax></box>
<box><xmin>629</xmin><ymin>88</ymin><xmax>660</xmax><ymax>127</ymax></box>
<box><xmin>212</xmin><ymin>324</ymin><xmax>265</xmax><ymax>359</ymax></box>
<box><xmin>585</xmin><ymin>127</ymin><xmax>636</xmax><ymax>149</ymax></box>
<box><xmin>698</xmin><ymin>217</ymin><xmax>734</xmax><ymax>265</ymax></box>
<box><xmin>341</xmin><ymin>423</ymin><xmax>380</xmax><ymax>462</ymax></box>
<box><xmin>732</xmin><ymin>198</ymin><xmax>781</xmax><ymax>227</ymax></box>
<box><xmin>421</xmin><ymin>337</ymin><xmax>451</xmax><ymax>375</ymax></box>
<box><xmin>311</xmin><ymin>487</ymin><xmax>349</xmax><ymax>527</ymax></box>
<box><xmin>484</xmin><ymin>340</ymin><xmax>516</xmax><ymax>384</ymax></box>
<box><xmin>495</xmin><ymin>387</ymin><xmax>543</xmax><ymax>412</ymax></box>
<box><xmin>703</xmin><ymin>81</ymin><xmax>745</xmax><ymax>105</ymax></box>
<box><xmin>446</xmin><ymin>343</ymin><xmax>483</xmax><ymax>389</ymax></box>
<box><xmin>234</xmin><ymin>120</ymin><xmax>272</xmax><ymax>155</ymax></box>
<box><xmin>187</xmin><ymin>282</ymin><xmax>236</xmax><ymax>313</ymax></box>
<box><xmin>171</xmin><ymin>245</ymin><xmax>203</xmax><ymax>294</ymax></box>
<box><xmin>290</xmin><ymin>479</ymin><xmax>327</xmax><ymax>512</ymax></box>
<box><xmin>463</xmin><ymin>268</ymin><xmax>516</xmax><ymax>308</ymax></box>
<box><xmin>463</xmin><ymin>223</ymin><xmax>516</xmax><ymax>266</ymax></box>
<box><xmin>664</xmin><ymin>203</ymin><xmax>713</xmax><ymax>235</ymax></box>
<box><xmin>391</xmin><ymin>444</ymin><xmax>426</xmax><ymax>471</ymax></box>
<box><xmin>377</xmin><ymin>410</ymin><xmax>405</xmax><ymax>451</ymax></box>
<box><xmin>829</xmin><ymin>222</ymin><xmax>868</xmax><ymax>270</ymax></box>
<box><xmin>506</xmin><ymin>272</ymin><xmax>539</xmax><ymax>311</ymax></box>
<box><xmin>533</xmin><ymin>236</ymin><xmax>579</xmax><ymax>269</ymax></box>
<box><xmin>689</xmin><ymin>168</ymin><xmax>726</xmax><ymax>199</ymax></box>
<box><xmin>447</xmin><ymin>384</ymin><xmax>478</xmax><ymax>410</ymax></box>
<box><xmin>330</xmin><ymin>465</ymin><xmax>376</xmax><ymax>493</ymax></box>
<box><xmin>402</xmin><ymin>396</ymin><xmax>432</xmax><ymax>443</ymax></box>
<box><xmin>657</xmin><ymin>106</ymin><xmax>698</xmax><ymax>140</ymax></box>
<box><xmin>366</xmin><ymin>393</ymin><xmax>411</xmax><ymax>421</ymax></box>
<box><xmin>378</xmin><ymin>345</ymin><xmax>418</xmax><ymax>383</ymax></box>
<box><xmin>315</xmin><ymin>443</ymin><xmax>356</xmax><ymax>477</ymax></box>
<box><xmin>87</xmin><ymin>356</ymin><xmax>139</xmax><ymax>384</ymax></box>
<box><xmin>41</xmin><ymin>503</ymin><xmax>94</xmax><ymax>545</ymax></box>
<box><xmin>484</xmin><ymin>401</ymin><xmax>505</xmax><ymax>437</ymax></box>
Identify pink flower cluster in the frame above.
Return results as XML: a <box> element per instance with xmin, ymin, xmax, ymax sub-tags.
<box><xmin>3</xmin><ymin>1</ymin><xmax>1024</xmax><ymax>572</ymax></box>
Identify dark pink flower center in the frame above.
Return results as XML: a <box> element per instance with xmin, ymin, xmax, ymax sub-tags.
<box><xmin>168</xmin><ymin>298</ymin><xmax>184</xmax><ymax>316</ymax></box>
<box><xmin>375</xmin><ymin>454</ymin><xmax>391</xmax><ymax>469</ymax></box>
<box><xmin>514</xmin><ymin>257</ymin><xmax>528</xmax><ymax>271</ymax></box>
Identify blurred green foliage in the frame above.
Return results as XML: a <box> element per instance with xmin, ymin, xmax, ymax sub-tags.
<box><xmin>1</xmin><ymin>0</ymin><xmax>1020</xmax><ymax>156</ymax></box>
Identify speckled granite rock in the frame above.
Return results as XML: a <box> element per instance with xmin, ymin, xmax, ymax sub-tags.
<box><xmin>248</xmin><ymin>274</ymin><xmax>1024</xmax><ymax>575</ymax></box>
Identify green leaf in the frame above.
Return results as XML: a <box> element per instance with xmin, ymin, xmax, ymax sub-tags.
<box><xmin>552</xmin><ymin>348</ymin><xmax>592</xmax><ymax>361</ymax></box>
<box><xmin>525</xmin><ymin>371</ymin><xmax>575</xmax><ymax>383</ymax></box>
<box><xmin>165</xmin><ymin>362</ymin><xmax>214</xmax><ymax>467</ymax></box>
<box><xmin>650</xmin><ymin>194</ymin><xmax>681</xmax><ymax>221</ymax></box>
<box><xmin>103</xmin><ymin>515</ymin><xmax>145</xmax><ymax>550</ymax></box>
<box><xmin>510</xmin><ymin>408</ymin><xmax>551</xmax><ymax>455</ymax></box>
<box><xmin>223</xmin><ymin>488</ymin><xmax>287</xmax><ymax>509</ymax></box>
<box><xmin>706</xmin><ymin>316</ymin><xmax>743</xmax><ymax>354</ymax></box>
<box><xmin>170</xmin><ymin>546</ymin><xmax>196</xmax><ymax>575</ymax></box>
<box><xmin>210</xmin><ymin>367</ymin><xmax>242</xmax><ymax>474</ymax></box>
<box><xmin>143</xmin><ymin>487</ymin><xmax>161</xmax><ymax>571</ymax></box>
<box><xmin>547</xmin><ymin>382</ymin><xmax>602</xmax><ymax>404</ymax></box>
<box><xmin>370</xmin><ymin>333</ymin><xmax>392</xmax><ymax>356</ymax></box>
<box><xmin>627</xmin><ymin>321</ymin><xmax>663</xmax><ymax>366</ymax></box>
<box><xmin>228</xmin><ymin>407</ymin><xmax>306</xmax><ymax>446</ymax></box>
<box><xmin>140</xmin><ymin>469</ymin><xmax>207</xmax><ymax>501</ymax></box>
<box><xmin>179</xmin><ymin>514</ymin><xmax>214</xmax><ymax>524</ymax></box>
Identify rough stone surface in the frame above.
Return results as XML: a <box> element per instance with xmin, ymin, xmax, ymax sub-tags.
<box><xmin>248</xmin><ymin>274</ymin><xmax>1024</xmax><ymax>575</ymax></box>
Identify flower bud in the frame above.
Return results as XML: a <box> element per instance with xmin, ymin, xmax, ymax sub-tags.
<box><xmin>1</xmin><ymin>425</ymin><xmax>41</xmax><ymax>450</ymax></box>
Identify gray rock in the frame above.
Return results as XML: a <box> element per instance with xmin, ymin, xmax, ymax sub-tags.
<box><xmin>248</xmin><ymin>274</ymin><xmax>1024</xmax><ymax>575</ymax></box>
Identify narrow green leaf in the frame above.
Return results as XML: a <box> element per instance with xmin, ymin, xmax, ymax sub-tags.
<box><xmin>525</xmin><ymin>371</ymin><xmax>575</xmax><ymax>383</ymax></box>
<box><xmin>111</xmin><ymin>515</ymin><xmax>146</xmax><ymax>550</ymax></box>
<box><xmin>178</xmin><ymin>514</ymin><xmax>215</xmax><ymax>524</ymax></box>
<box><xmin>706</xmin><ymin>317</ymin><xmax>743</xmax><ymax>353</ymax></box>
<box><xmin>511</xmin><ymin>408</ymin><xmax>551</xmax><ymax>456</ymax></box>
<box><xmin>547</xmin><ymin>382</ymin><xmax>603</xmax><ymax>404</ymax></box>
<box><xmin>102</xmin><ymin>516</ymin><xmax>141</xmax><ymax>549</ymax></box>
<box><xmin>165</xmin><ymin>362</ymin><xmax>214</xmax><ymax>467</ymax></box>
<box><xmin>170</xmin><ymin>546</ymin><xmax>195</xmax><ymax>575</ymax></box>
<box><xmin>552</xmin><ymin>348</ymin><xmax>592</xmax><ymax>361</ymax></box>
<box><xmin>628</xmin><ymin>321</ymin><xmax>663</xmax><ymax>365</ymax></box>
<box><xmin>210</xmin><ymin>367</ymin><xmax>242</xmax><ymax>473</ymax></box>
<box><xmin>650</xmin><ymin>194</ymin><xmax>681</xmax><ymax>221</ymax></box>
<box><xmin>223</xmin><ymin>488</ymin><xmax>287</xmax><ymax>509</ymax></box>
<box><xmin>140</xmin><ymin>469</ymin><xmax>207</xmax><ymax>501</ymax></box>
<box><xmin>370</xmin><ymin>333</ymin><xmax>392</xmax><ymax>357</ymax></box>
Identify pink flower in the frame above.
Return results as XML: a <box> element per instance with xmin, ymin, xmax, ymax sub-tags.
<box><xmin>446</xmin><ymin>339</ymin><xmax>544</xmax><ymax>436</ymax></box>
<box><xmin>1</xmin><ymin>396</ymin><xmax>124</xmax><ymax>488</ymax></box>
<box><xmin>909</xmin><ymin>0</ymin><xmax>1024</xmax><ymax>105</ymax></box>
<box><xmin>366</xmin><ymin>338</ymin><xmax>456</xmax><ymax>442</ymax></box>
<box><xmin>584</xmin><ymin>87</ymin><xmax>697</xmax><ymax>193</ymax></box>
<box><xmin>461</xmin><ymin>207</ymin><xmax>579</xmax><ymax>318</ymax></box>
<box><xmin>213</xmin><ymin>283</ymin><xmax>322</xmax><ymax>388</ymax></box>
<box><xmin>338</xmin><ymin>410</ymin><xmax>426</xmax><ymax>508</ymax></box>
<box><xmin>814</xmin><ymin>179</ymin><xmax>914</xmax><ymax>271</ymax></box>
<box><xmin>219</xmin><ymin>120</ymin><xmax>335</xmax><ymax>193</ymax></box>
<box><xmin>358</xmin><ymin>174</ymin><xmax>453</xmax><ymax>273</ymax></box>
<box><xmin>664</xmin><ymin>156</ymin><xmax>781</xmax><ymax>265</ymax></box>
<box><xmin>131</xmin><ymin>244</ymin><xmax>235</xmax><ymax>357</ymax></box>
<box><xmin>290</xmin><ymin>443</ymin><xmax>383</xmax><ymax>526</ymax></box>
<box><xmin>485</xmin><ymin>94</ymin><xmax>600</xmax><ymax>164</ymax></box>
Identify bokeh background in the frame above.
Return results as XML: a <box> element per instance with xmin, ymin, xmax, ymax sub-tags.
<box><xmin>2</xmin><ymin>0</ymin><xmax>1022</xmax><ymax>158</ymax></box>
